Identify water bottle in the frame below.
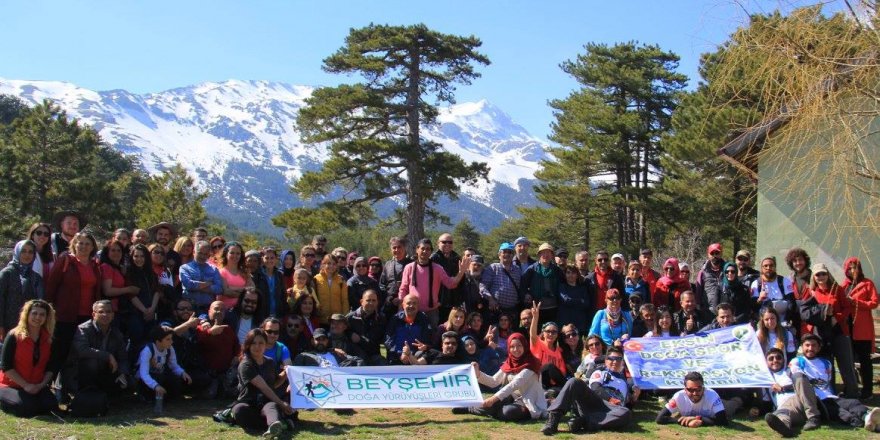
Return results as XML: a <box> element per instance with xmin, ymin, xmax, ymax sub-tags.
<box><xmin>154</xmin><ymin>395</ymin><xmax>164</xmax><ymax>415</ymax></box>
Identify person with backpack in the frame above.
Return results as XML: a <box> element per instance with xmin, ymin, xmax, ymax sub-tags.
<box><xmin>135</xmin><ymin>325</ymin><xmax>192</xmax><ymax>414</ymax></box>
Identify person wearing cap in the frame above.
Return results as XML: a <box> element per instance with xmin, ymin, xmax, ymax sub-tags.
<box><xmin>586</xmin><ymin>250</ymin><xmax>625</xmax><ymax>313</ymax></box>
<box><xmin>292</xmin><ymin>327</ymin><xmax>360</xmax><ymax>369</ymax></box>
<box><xmin>799</xmin><ymin>262</ymin><xmax>858</xmax><ymax>398</ymax></box>
<box><xmin>385</xmin><ymin>294</ymin><xmax>433</xmax><ymax>365</ymax></box>
<box><xmin>521</xmin><ymin>243</ymin><xmax>564</xmax><ymax>325</ymax></box>
<box><xmin>765</xmin><ymin>333</ymin><xmax>880</xmax><ymax>436</ymax></box>
<box><xmin>50</xmin><ymin>210</ymin><xmax>85</xmax><ymax>257</ymax></box>
<box><xmin>735</xmin><ymin>250</ymin><xmax>760</xmax><ymax>288</ymax></box>
<box><xmin>554</xmin><ymin>249</ymin><xmax>569</xmax><ymax>268</ymax></box>
<box><xmin>639</xmin><ymin>249</ymin><xmax>661</xmax><ymax>298</ymax></box>
<box><xmin>512</xmin><ymin>237</ymin><xmax>535</xmax><ymax>272</ymax></box>
<box><xmin>695</xmin><ymin>243</ymin><xmax>725</xmax><ymax>313</ymax></box>
<box><xmin>378</xmin><ymin>236</ymin><xmax>412</xmax><ymax>319</ymax></box>
<box><xmin>327</xmin><ymin>313</ymin><xmax>365</xmax><ymax>362</ymax></box>
<box><xmin>750</xmin><ymin>256</ymin><xmax>798</xmax><ymax>328</ymax></box>
<box><xmin>346</xmin><ymin>289</ymin><xmax>386</xmax><ymax>366</ymax></box>
<box><xmin>480</xmin><ymin>242</ymin><xmax>523</xmax><ymax>324</ymax></box>
<box><xmin>459</xmin><ymin>254</ymin><xmax>487</xmax><ymax>319</ymax></box>
<box><xmin>347</xmin><ymin>257</ymin><xmax>379</xmax><ymax>313</ymax></box>
<box><xmin>398</xmin><ymin>238</ymin><xmax>468</xmax><ymax>328</ymax></box>
<box><xmin>610</xmin><ymin>254</ymin><xmax>625</xmax><ymax>276</ymax></box>
<box><xmin>431</xmin><ymin>233</ymin><xmax>463</xmax><ymax>323</ymax></box>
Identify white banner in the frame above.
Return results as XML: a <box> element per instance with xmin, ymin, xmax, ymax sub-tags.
<box><xmin>286</xmin><ymin>364</ymin><xmax>483</xmax><ymax>409</ymax></box>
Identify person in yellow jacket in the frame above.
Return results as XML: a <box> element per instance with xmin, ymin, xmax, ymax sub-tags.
<box><xmin>314</xmin><ymin>255</ymin><xmax>348</xmax><ymax>325</ymax></box>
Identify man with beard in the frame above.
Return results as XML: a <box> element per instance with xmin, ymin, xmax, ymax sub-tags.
<box><xmin>378</xmin><ymin>236</ymin><xmax>412</xmax><ymax>318</ymax></box>
<box><xmin>385</xmin><ymin>294</ymin><xmax>433</xmax><ymax>365</ymax></box>
<box><xmin>735</xmin><ymin>250</ymin><xmax>760</xmax><ymax>288</ymax></box>
<box><xmin>195</xmin><ymin>301</ymin><xmax>239</xmax><ymax>398</ymax></box>
<box><xmin>765</xmin><ymin>334</ymin><xmax>880</xmax><ymax>436</ymax></box>
<box><xmin>346</xmin><ymin>290</ymin><xmax>387</xmax><ymax>366</ymax></box>
<box><xmin>311</xmin><ymin>235</ymin><xmax>328</xmax><ymax>265</ymax></box>
<box><xmin>750</xmin><ymin>256</ymin><xmax>797</xmax><ymax>328</ymax></box>
<box><xmin>512</xmin><ymin>237</ymin><xmax>536</xmax><ymax>272</ymax></box>
<box><xmin>227</xmin><ymin>290</ymin><xmax>264</xmax><ymax>346</ymax></box>
<box><xmin>696</xmin><ymin>243</ymin><xmax>725</xmax><ymax>312</ymax></box>
<box><xmin>70</xmin><ymin>300</ymin><xmax>129</xmax><ymax>414</ymax></box>
<box><xmin>159</xmin><ymin>298</ymin><xmax>209</xmax><ymax>396</ymax></box>
<box><xmin>656</xmin><ymin>371</ymin><xmax>728</xmax><ymax>427</ymax></box>
<box><xmin>481</xmin><ymin>243</ymin><xmax>522</xmax><ymax>324</ymax></box>
<box><xmin>697</xmin><ymin>304</ymin><xmax>750</xmax><ymax>419</ymax></box>
<box><xmin>405</xmin><ymin>331</ymin><xmax>465</xmax><ymax>365</ymax></box>
<box><xmin>398</xmin><ymin>238</ymin><xmax>468</xmax><ymax>328</ymax></box>
<box><xmin>179</xmin><ymin>241</ymin><xmax>223</xmax><ymax>315</ymax></box>
<box><xmin>292</xmin><ymin>328</ymin><xmax>360</xmax><ymax>368</ymax></box>
<box><xmin>460</xmin><ymin>255</ymin><xmax>485</xmax><ymax>318</ymax></box>
<box><xmin>542</xmin><ymin>347</ymin><xmax>635</xmax><ymax>435</ymax></box>
<box><xmin>280</xmin><ymin>315</ymin><xmax>309</xmax><ymax>358</ymax></box>
<box><xmin>639</xmin><ymin>249</ymin><xmax>661</xmax><ymax>298</ymax></box>
<box><xmin>586</xmin><ymin>250</ymin><xmax>625</xmax><ymax>313</ymax></box>
<box><xmin>328</xmin><ymin>314</ymin><xmax>365</xmax><ymax>362</ymax></box>
<box><xmin>50</xmin><ymin>210</ymin><xmax>85</xmax><ymax>256</ymax></box>
<box><xmin>514</xmin><ymin>308</ymin><xmax>533</xmax><ymax>336</ymax></box>
<box><xmin>149</xmin><ymin>223</ymin><xmax>180</xmax><ymax>277</ymax></box>
<box><xmin>784</xmin><ymin>248</ymin><xmax>812</xmax><ymax>301</ymax></box>
<box><xmin>431</xmin><ymin>233</ymin><xmax>463</xmax><ymax>322</ymax></box>
<box><xmin>191</xmin><ymin>228</ymin><xmax>208</xmax><ymax>245</ymax></box>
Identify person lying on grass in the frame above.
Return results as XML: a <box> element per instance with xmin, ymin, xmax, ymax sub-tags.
<box><xmin>655</xmin><ymin>371</ymin><xmax>728</xmax><ymax>428</ymax></box>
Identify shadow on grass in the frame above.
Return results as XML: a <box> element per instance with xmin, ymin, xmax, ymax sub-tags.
<box><xmin>32</xmin><ymin>395</ymin><xmax>225</xmax><ymax>428</ymax></box>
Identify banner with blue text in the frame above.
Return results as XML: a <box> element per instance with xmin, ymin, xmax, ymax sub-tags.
<box><xmin>623</xmin><ymin>324</ymin><xmax>774</xmax><ymax>389</ymax></box>
<box><xmin>286</xmin><ymin>364</ymin><xmax>483</xmax><ymax>409</ymax></box>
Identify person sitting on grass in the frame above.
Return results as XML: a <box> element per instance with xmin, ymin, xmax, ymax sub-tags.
<box><xmin>403</xmin><ymin>331</ymin><xmax>465</xmax><ymax>365</ymax></box>
<box><xmin>231</xmin><ymin>328</ymin><xmax>296</xmax><ymax>437</ymax></box>
<box><xmin>527</xmin><ymin>302</ymin><xmax>567</xmax><ymax>392</ymax></box>
<box><xmin>0</xmin><ymin>300</ymin><xmax>58</xmax><ymax>417</ymax></box>
<box><xmin>542</xmin><ymin>346</ymin><xmax>636</xmax><ymax>435</ymax></box>
<box><xmin>764</xmin><ymin>333</ymin><xmax>880</xmax><ymax>437</ymax></box>
<box><xmin>70</xmin><ymin>300</ymin><xmax>129</xmax><ymax>415</ymax></box>
<box><xmin>749</xmin><ymin>348</ymin><xmax>794</xmax><ymax>419</ymax></box>
<box><xmin>655</xmin><ymin>371</ymin><xmax>728</xmax><ymax>428</ymax></box>
<box><xmin>457</xmin><ymin>332</ymin><xmax>547</xmax><ymax>421</ymax></box>
<box><xmin>136</xmin><ymin>325</ymin><xmax>192</xmax><ymax>413</ymax></box>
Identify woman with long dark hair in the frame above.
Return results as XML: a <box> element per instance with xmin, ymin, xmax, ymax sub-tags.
<box><xmin>842</xmin><ymin>257</ymin><xmax>879</xmax><ymax>399</ymax></box>
<box><xmin>528</xmin><ymin>302</ymin><xmax>567</xmax><ymax>390</ymax></box>
<box><xmin>98</xmin><ymin>239</ymin><xmax>138</xmax><ymax>317</ymax></box>
<box><xmin>26</xmin><ymin>223</ymin><xmax>53</xmax><ymax>278</ymax></box>
<box><xmin>126</xmin><ymin>244</ymin><xmax>160</xmax><ymax>356</ymax></box>
<box><xmin>230</xmin><ymin>328</ymin><xmax>295</xmax><ymax>436</ymax></box>
<box><xmin>218</xmin><ymin>242</ymin><xmax>254</xmax><ymax>310</ymax></box>
<box><xmin>0</xmin><ymin>300</ymin><xmax>58</xmax><ymax>417</ymax></box>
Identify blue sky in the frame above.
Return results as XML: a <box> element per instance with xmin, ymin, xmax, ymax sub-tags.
<box><xmin>0</xmin><ymin>1</ymin><xmax>820</xmax><ymax>139</ymax></box>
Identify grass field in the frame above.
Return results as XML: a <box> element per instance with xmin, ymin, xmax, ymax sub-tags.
<box><xmin>1</xmin><ymin>394</ymin><xmax>878</xmax><ymax>440</ymax></box>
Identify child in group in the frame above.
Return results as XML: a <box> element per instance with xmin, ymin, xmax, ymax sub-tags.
<box><xmin>136</xmin><ymin>325</ymin><xmax>192</xmax><ymax>413</ymax></box>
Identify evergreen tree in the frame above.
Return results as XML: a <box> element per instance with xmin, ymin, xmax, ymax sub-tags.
<box><xmin>537</xmin><ymin>42</ymin><xmax>687</xmax><ymax>254</ymax></box>
<box><xmin>453</xmin><ymin>218</ymin><xmax>481</xmax><ymax>252</ymax></box>
<box><xmin>274</xmin><ymin>23</ymin><xmax>490</xmax><ymax>252</ymax></box>
<box><xmin>134</xmin><ymin>163</ymin><xmax>207</xmax><ymax>233</ymax></box>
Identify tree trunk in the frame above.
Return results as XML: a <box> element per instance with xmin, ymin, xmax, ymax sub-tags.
<box><xmin>583</xmin><ymin>206</ymin><xmax>591</xmax><ymax>252</ymax></box>
<box><xmin>404</xmin><ymin>42</ymin><xmax>424</xmax><ymax>255</ymax></box>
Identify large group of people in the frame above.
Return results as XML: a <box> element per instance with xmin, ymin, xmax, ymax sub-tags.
<box><xmin>1</xmin><ymin>210</ymin><xmax>879</xmax><ymax>437</ymax></box>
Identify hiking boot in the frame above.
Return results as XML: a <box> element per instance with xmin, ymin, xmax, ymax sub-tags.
<box><xmin>541</xmin><ymin>411</ymin><xmax>562</xmax><ymax>435</ymax></box>
<box><xmin>567</xmin><ymin>415</ymin><xmax>594</xmax><ymax>433</ymax></box>
<box><xmin>865</xmin><ymin>407</ymin><xmax>880</xmax><ymax>432</ymax></box>
<box><xmin>765</xmin><ymin>412</ymin><xmax>795</xmax><ymax>438</ymax></box>
<box><xmin>803</xmin><ymin>418</ymin><xmax>820</xmax><ymax>431</ymax></box>
<box><xmin>451</xmin><ymin>407</ymin><xmax>469</xmax><ymax>415</ymax></box>
<box><xmin>747</xmin><ymin>406</ymin><xmax>760</xmax><ymax>421</ymax></box>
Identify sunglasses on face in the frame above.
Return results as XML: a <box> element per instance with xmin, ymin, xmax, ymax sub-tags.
<box><xmin>664</xmin><ymin>267</ymin><xmax>675</xmax><ymax>272</ymax></box>
<box><xmin>303</xmin><ymin>254</ymin><xmax>316</xmax><ymax>258</ymax></box>
<box><xmin>607</xmin><ymin>356</ymin><xmax>623</xmax><ymax>361</ymax></box>
<box><xmin>564</xmin><ymin>332</ymin><xmax>579</xmax><ymax>338</ymax></box>
<box><xmin>767</xmin><ymin>355</ymin><xmax>783</xmax><ymax>361</ymax></box>
<box><xmin>370</xmin><ymin>263</ymin><xmax>381</xmax><ymax>267</ymax></box>
<box><xmin>440</xmin><ymin>240</ymin><xmax>453</xmax><ymax>244</ymax></box>
<box><xmin>32</xmin><ymin>230</ymin><xmax>50</xmax><ymax>237</ymax></box>
<box><xmin>264</xmin><ymin>329</ymin><xmax>279</xmax><ymax>335</ymax></box>
<box><xmin>596</xmin><ymin>258</ymin><xmax>608</xmax><ymax>262</ymax></box>
<box><xmin>725</xmin><ymin>270</ymin><xmax>737</xmax><ymax>274</ymax></box>
<box><xmin>543</xmin><ymin>330</ymin><xmax>558</xmax><ymax>335</ymax></box>
<box><xmin>736</xmin><ymin>256</ymin><xmax>749</xmax><ymax>261</ymax></box>
<box><xmin>685</xmin><ymin>387</ymin><xmax>704</xmax><ymax>394</ymax></box>
<box><xmin>212</xmin><ymin>244</ymin><xmax>224</xmax><ymax>249</ymax></box>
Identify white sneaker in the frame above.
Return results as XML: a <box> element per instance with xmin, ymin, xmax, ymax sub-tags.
<box><xmin>865</xmin><ymin>407</ymin><xmax>880</xmax><ymax>432</ymax></box>
<box><xmin>263</xmin><ymin>420</ymin><xmax>284</xmax><ymax>438</ymax></box>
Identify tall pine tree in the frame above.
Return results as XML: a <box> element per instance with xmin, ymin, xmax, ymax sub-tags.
<box><xmin>274</xmin><ymin>24</ymin><xmax>490</xmax><ymax>251</ymax></box>
<box><xmin>134</xmin><ymin>163</ymin><xmax>207</xmax><ymax>233</ymax></box>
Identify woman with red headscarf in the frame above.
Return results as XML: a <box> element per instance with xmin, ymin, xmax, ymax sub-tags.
<box><xmin>653</xmin><ymin>258</ymin><xmax>691</xmax><ymax>312</ymax></box>
<box><xmin>459</xmin><ymin>332</ymin><xmax>547</xmax><ymax>421</ymax></box>
<box><xmin>842</xmin><ymin>257</ymin><xmax>878</xmax><ymax>399</ymax></box>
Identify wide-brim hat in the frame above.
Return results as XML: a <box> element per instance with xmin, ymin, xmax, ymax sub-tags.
<box><xmin>52</xmin><ymin>210</ymin><xmax>88</xmax><ymax>230</ymax></box>
<box><xmin>537</xmin><ymin>243</ymin><xmax>554</xmax><ymax>255</ymax></box>
<box><xmin>147</xmin><ymin>222</ymin><xmax>179</xmax><ymax>238</ymax></box>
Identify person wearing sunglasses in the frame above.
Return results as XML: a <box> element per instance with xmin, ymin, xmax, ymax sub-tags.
<box><xmin>542</xmin><ymin>346</ymin><xmax>636</xmax><ymax>435</ymax></box>
<box><xmin>713</xmin><ymin>262</ymin><xmax>750</xmax><ymax>323</ymax></box>
<box><xmin>586</xmin><ymin>250</ymin><xmax>625</xmax><ymax>314</ymax></box>
<box><xmin>751</xmin><ymin>348</ymin><xmax>795</xmax><ymax>419</ymax></box>
<box><xmin>735</xmin><ymin>249</ymin><xmax>760</xmax><ymax>287</ymax></box>
<box><xmin>559</xmin><ymin>324</ymin><xmax>584</xmax><ymax>375</ymax></box>
<box><xmin>588</xmin><ymin>289</ymin><xmax>633</xmax><ymax>347</ymax></box>
<box><xmin>655</xmin><ymin>258</ymin><xmax>691</xmax><ymax>312</ymax></box>
<box><xmin>765</xmin><ymin>334</ymin><xmax>880</xmax><ymax>436</ymax></box>
<box><xmin>656</xmin><ymin>371</ymin><xmax>728</xmax><ymax>428</ymax></box>
<box><xmin>347</xmin><ymin>257</ymin><xmax>379</xmax><ymax>314</ymax></box>
<box><xmin>227</xmin><ymin>290</ymin><xmax>264</xmax><ymax>346</ymax></box>
<box><xmin>26</xmin><ymin>223</ymin><xmax>54</xmax><ymax>278</ymax></box>
<box><xmin>799</xmin><ymin>263</ymin><xmax>858</xmax><ymax>398</ymax></box>
<box><xmin>430</xmin><ymin>233</ymin><xmax>463</xmax><ymax>323</ymax></box>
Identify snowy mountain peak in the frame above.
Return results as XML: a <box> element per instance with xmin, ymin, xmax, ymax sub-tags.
<box><xmin>0</xmin><ymin>77</ymin><xmax>548</xmax><ymax>234</ymax></box>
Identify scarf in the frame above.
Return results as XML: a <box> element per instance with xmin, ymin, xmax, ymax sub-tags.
<box><xmin>12</xmin><ymin>240</ymin><xmax>37</xmax><ymax>298</ymax></box>
<box><xmin>411</xmin><ymin>260</ymin><xmax>435</xmax><ymax>308</ymax></box>
<box><xmin>530</xmin><ymin>263</ymin><xmax>559</xmax><ymax>301</ymax></box>
<box><xmin>280</xmin><ymin>250</ymin><xmax>296</xmax><ymax>277</ymax></box>
<box><xmin>500</xmin><ymin>333</ymin><xmax>541</xmax><ymax>375</ymax></box>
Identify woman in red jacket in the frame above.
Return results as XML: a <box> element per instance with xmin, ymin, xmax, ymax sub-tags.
<box><xmin>842</xmin><ymin>257</ymin><xmax>879</xmax><ymax>399</ymax></box>
<box><xmin>0</xmin><ymin>300</ymin><xmax>58</xmax><ymax>417</ymax></box>
<box><xmin>45</xmin><ymin>232</ymin><xmax>101</xmax><ymax>398</ymax></box>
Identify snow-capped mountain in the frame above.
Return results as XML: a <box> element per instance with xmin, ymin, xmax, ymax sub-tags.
<box><xmin>0</xmin><ymin>78</ymin><xmax>548</xmax><ymax>235</ymax></box>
